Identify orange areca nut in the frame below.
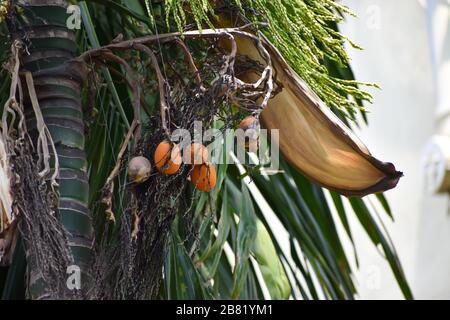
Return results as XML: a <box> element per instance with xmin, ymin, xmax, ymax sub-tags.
<box><xmin>238</xmin><ymin>115</ymin><xmax>260</xmax><ymax>152</ymax></box>
<box><xmin>190</xmin><ymin>163</ymin><xmax>217</xmax><ymax>192</ymax></box>
<box><xmin>154</xmin><ymin>141</ymin><xmax>182</xmax><ymax>175</ymax></box>
<box><xmin>128</xmin><ymin>156</ymin><xmax>152</xmax><ymax>184</ymax></box>
<box><xmin>239</xmin><ymin>115</ymin><xmax>259</xmax><ymax>130</ymax></box>
<box><xmin>189</xmin><ymin>142</ymin><xmax>208</xmax><ymax>165</ymax></box>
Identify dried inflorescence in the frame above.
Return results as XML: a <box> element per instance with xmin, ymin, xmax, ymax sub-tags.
<box><xmin>0</xmin><ymin>41</ymin><xmax>76</xmax><ymax>298</ymax></box>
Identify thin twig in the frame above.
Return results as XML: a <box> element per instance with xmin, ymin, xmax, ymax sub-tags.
<box><xmin>101</xmin><ymin>119</ymin><xmax>138</xmax><ymax>223</ymax></box>
<box><xmin>132</xmin><ymin>44</ymin><xmax>171</xmax><ymax>137</ymax></box>
<box><xmin>98</xmin><ymin>51</ymin><xmax>141</xmax><ymax>150</ymax></box>
<box><xmin>173</xmin><ymin>39</ymin><xmax>204</xmax><ymax>90</ymax></box>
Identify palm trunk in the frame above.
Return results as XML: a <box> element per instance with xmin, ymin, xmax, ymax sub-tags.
<box><xmin>12</xmin><ymin>0</ymin><xmax>92</xmax><ymax>299</ymax></box>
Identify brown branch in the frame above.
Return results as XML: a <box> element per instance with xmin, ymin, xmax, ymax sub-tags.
<box><xmin>78</xmin><ymin>27</ymin><xmax>264</xmax><ymax>57</ymax></box>
<box><xmin>173</xmin><ymin>39</ymin><xmax>203</xmax><ymax>89</ymax></box>
<box><xmin>219</xmin><ymin>31</ymin><xmax>237</xmax><ymax>77</ymax></box>
<box><xmin>79</xmin><ymin>28</ymin><xmax>271</xmax><ymax>92</ymax></box>
<box><xmin>132</xmin><ymin>44</ymin><xmax>171</xmax><ymax>136</ymax></box>
<box><xmin>98</xmin><ymin>51</ymin><xmax>142</xmax><ymax>149</ymax></box>
<box><xmin>78</xmin><ymin>27</ymin><xmax>274</xmax><ymax>121</ymax></box>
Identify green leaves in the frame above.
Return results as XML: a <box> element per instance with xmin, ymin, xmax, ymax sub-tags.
<box><xmin>164</xmin><ymin>233</ymin><xmax>213</xmax><ymax>299</ymax></box>
<box><xmin>177</xmin><ymin>152</ymin><xmax>412</xmax><ymax>299</ymax></box>
<box><xmin>248</xmin><ymin>161</ymin><xmax>356</xmax><ymax>299</ymax></box>
<box><xmin>79</xmin><ymin>1</ymin><xmax>134</xmax><ymax>237</ymax></box>
<box><xmin>197</xmin><ymin>187</ymin><xmax>233</xmax><ymax>275</ymax></box>
<box><xmin>348</xmin><ymin>197</ymin><xmax>412</xmax><ymax>299</ymax></box>
<box><xmin>252</xmin><ymin>219</ymin><xmax>291</xmax><ymax>299</ymax></box>
<box><xmin>168</xmin><ymin>169</ymin><xmax>294</xmax><ymax>300</ymax></box>
<box><xmin>0</xmin><ymin>0</ymin><xmax>411</xmax><ymax>300</ymax></box>
<box><xmin>231</xmin><ymin>183</ymin><xmax>257</xmax><ymax>298</ymax></box>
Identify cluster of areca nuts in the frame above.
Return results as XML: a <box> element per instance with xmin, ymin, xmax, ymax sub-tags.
<box><xmin>127</xmin><ymin>116</ymin><xmax>259</xmax><ymax>192</ymax></box>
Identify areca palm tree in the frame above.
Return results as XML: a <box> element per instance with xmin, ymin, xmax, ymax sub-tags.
<box><xmin>0</xmin><ymin>0</ymin><xmax>412</xmax><ymax>300</ymax></box>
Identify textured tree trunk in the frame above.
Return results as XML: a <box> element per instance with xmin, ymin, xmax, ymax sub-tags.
<box><xmin>12</xmin><ymin>0</ymin><xmax>92</xmax><ymax>299</ymax></box>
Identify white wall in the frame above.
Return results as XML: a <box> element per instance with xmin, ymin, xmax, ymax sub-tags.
<box><xmin>340</xmin><ymin>0</ymin><xmax>450</xmax><ymax>299</ymax></box>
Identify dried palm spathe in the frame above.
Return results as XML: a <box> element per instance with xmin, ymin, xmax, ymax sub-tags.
<box><xmin>233</xmin><ymin>32</ymin><xmax>402</xmax><ymax>197</ymax></box>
